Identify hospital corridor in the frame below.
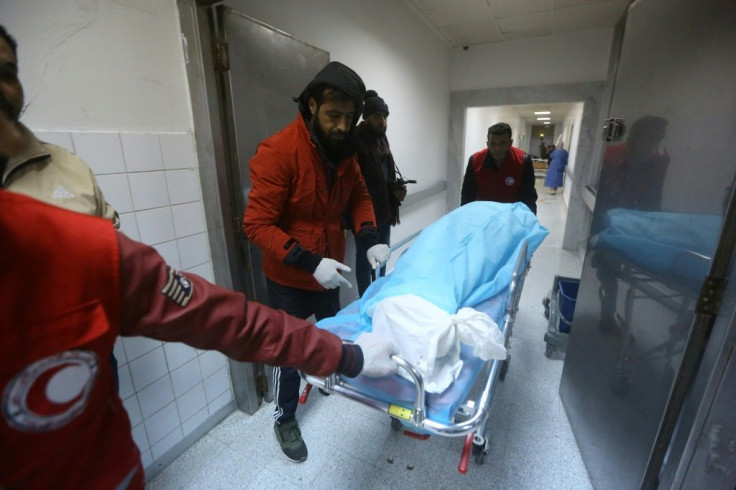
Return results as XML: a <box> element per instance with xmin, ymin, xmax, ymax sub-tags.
<box><xmin>2</xmin><ymin>0</ymin><xmax>736</xmax><ymax>489</ymax></box>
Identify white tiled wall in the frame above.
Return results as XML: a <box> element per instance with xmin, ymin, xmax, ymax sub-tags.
<box><xmin>33</xmin><ymin>130</ymin><xmax>233</xmax><ymax>471</ymax></box>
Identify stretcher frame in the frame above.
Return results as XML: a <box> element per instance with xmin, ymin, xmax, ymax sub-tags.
<box><xmin>301</xmin><ymin>239</ymin><xmax>530</xmax><ymax>473</ymax></box>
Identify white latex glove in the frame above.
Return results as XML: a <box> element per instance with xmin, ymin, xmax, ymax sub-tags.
<box><xmin>313</xmin><ymin>258</ymin><xmax>352</xmax><ymax>289</ymax></box>
<box><xmin>356</xmin><ymin>332</ymin><xmax>399</xmax><ymax>377</ymax></box>
<box><xmin>366</xmin><ymin>244</ymin><xmax>391</xmax><ymax>269</ymax></box>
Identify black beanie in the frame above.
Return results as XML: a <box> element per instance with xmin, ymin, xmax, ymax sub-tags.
<box><xmin>363</xmin><ymin>90</ymin><xmax>389</xmax><ymax>117</ymax></box>
<box><xmin>297</xmin><ymin>61</ymin><xmax>366</xmax><ymax>125</ymax></box>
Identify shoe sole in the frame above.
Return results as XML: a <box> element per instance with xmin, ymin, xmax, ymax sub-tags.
<box><xmin>273</xmin><ymin>425</ymin><xmax>308</xmax><ymax>463</ymax></box>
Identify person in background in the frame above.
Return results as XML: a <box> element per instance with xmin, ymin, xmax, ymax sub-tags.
<box><xmin>539</xmin><ymin>139</ymin><xmax>548</xmax><ymax>159</ymax></box>
<box><xmin>243</xmin><ymin>61</ymin><xmax>390</xmax><ymax>463</ymax></box>
<box><xmin>354</xmin><ymin>89</ymin><xmax>406</xmax><ymax>296</ymax></box>
<box><xmin>0</xmin><ymin>24</ymin><xmax>124</xmax><ymax>390</ymax></box>
<box><xmin>0</xmin><ymin>101</ymin><xmax>399</xmax><ymax>489</ymax></box>
<box><xmin>461</xmin><ymin>122</ymin><xmax>538</xmax><ymax>214</ymax></box>
<box><xmin>544</xmin><ymin>140</ymin><xmax>569</xmax><ymax>194</ymax></box>
<box><xmin>0</xmin><ymin>25</ymin><xmax>118</xmax><ymax>225</ymax></box>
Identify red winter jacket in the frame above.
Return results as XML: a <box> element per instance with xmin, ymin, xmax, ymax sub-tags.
<box><xmin>243</xmin><ymin>115</ymin><xmax>377</xmax><ymax>290</ymax></box>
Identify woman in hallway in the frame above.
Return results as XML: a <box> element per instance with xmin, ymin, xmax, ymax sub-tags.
<box><xmin>544</xmin><ymin>140</ymin><xmax>568</xmax><ymax>194</ymax></box>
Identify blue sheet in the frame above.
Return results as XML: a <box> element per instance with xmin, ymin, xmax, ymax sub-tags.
<box><xmin>317</xmin><ymin>202</ymin><xmax>548</xmax><ymax>424</ymax></box>
<box><xmin>597</xmin><ymin>209</ymin><xmax>719</xmax><ymax>287</ymax></box>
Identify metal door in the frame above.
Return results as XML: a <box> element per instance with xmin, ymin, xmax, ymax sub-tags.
<box><xmin>210</xmin><ymin>5</ymin><xmax>328</xmax><ymax>410</ymax></box>
<box><xmin>559</xmin><ymin>0</ymin><xmax>736</xmax><ymax>488</ymax></box>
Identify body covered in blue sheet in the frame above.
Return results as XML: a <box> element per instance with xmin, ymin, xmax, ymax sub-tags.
<box><xmin>319</xmin><ymin>201</ymin><xmax>548</xmax><ymax>340</ymax></box>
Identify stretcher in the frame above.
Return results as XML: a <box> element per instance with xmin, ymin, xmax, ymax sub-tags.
<box><xmin>592</xmin><ymin>209</ymin><xmax>718</xmax><ymax>396</ymax></box>
<box><xmin>300</xmin><ymin>202</ymin><xmax>548</xmax><ymax>473</ymax></box>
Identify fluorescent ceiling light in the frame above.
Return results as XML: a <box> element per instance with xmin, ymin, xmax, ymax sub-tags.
<box><xmin>534</xmin><ymin>111</ymin><xmax>551</xmax><ymax>115</ymax></box>
<box><xmin>544</xmin><ymin>121</ymin><xmax>551</xmax><ymax>124</ymax></box>
<box><xmin>537</xmin><ymin>117</ymin><xmax>550</xmax><ymax>121</ymax></box>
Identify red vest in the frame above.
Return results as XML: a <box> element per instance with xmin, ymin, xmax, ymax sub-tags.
<box><xmin>1</xmin><ymin>191</ymin><xmax>143</xmax><ymax>489</ymax></box>
<box><xmin>471</xmin><ymin>147</ymin><xmax>526</xmax><ymax>203</ymax></box>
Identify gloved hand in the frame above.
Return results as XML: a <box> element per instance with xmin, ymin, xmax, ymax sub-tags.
<box><xmin>355</xmin><ymin>332</ymin><xmax>399</xmax><ymax>377</ymax></box>
<box><xmin>366</xmin><ymin>244</ymin><xmax>390</xmax><ymax>269</ymax></box>
<box><xmin>313</xmin><ymin>258</ymin><xmax>352</xmax><ymax>289</ymax></box>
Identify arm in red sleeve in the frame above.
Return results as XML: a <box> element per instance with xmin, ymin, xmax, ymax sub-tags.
<box><xmin>117</xmin><ymin>233</ymin><xmax>355</xmax><ymax>377</ymax></box>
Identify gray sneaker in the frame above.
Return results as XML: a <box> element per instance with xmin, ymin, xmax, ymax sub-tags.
<box><xmin>274</xmin><ymin>419</ymin><xmax>308</xmax><ymax>463</ymax></box>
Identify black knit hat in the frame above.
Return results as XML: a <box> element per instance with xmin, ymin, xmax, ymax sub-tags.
<box><xmin>363</xmin><ymin>90</ymin><xmax>389</xmax><ymax>117</ymax></box>
<box><xmin>297</xmin><ymin>61</ymin><xmax>366</xmax><ymax>125</ymax></box>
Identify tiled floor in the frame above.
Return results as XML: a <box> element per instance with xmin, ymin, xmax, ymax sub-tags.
<box><xmin>148</xmin><ymin>189</ymin><xmax>591</xmax><ymax>489</ymax></box>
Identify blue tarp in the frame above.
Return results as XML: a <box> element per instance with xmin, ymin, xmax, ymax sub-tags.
<box><xmin>315</xmin><ymin>201</ymin><xmax>548</xmax><ymax>424</ymax></box>
<box><xmin>318</xmin><ymin>201</ymin><xmax>549</xmax><ymax>340</ymax></box>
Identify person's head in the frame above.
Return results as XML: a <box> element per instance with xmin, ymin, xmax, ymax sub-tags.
<box><xmin>298</xmin><ymin>62</ymin><xmax>365</xmax><ymax>150</ymax></box>
<box><xmin>487</xmin><ymin>123</ymin><xmax>513</xmax><ymax>163</ymax></box>
<box><xmin>362</xmin><ymin>90</ymin><xmax>389</xmax><ymax>135</ymax></box>
<box><xmin>556</xmin><ymin>140</ymin><xmax>564</xmax><ymax>149</ymax></box>
<box><xmin>307</xmin><ymin>87</ymin><xmax>355</xmax><ymax>147</ymax></box>
<box><xmin>0</xmin><ymin>25</ymin><xmax>23</xmax><ymax>123</ymax></box>
<box><xmin>627</xmin><ymin>115</ymin><xmax>668</xmax><ymax>156</ymax></box>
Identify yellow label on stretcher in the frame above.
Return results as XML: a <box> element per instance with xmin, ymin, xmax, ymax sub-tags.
<box><xmin>388</xmin><ymin>404</ymin><xmax>412</xmax><ymax>421</ymax></box>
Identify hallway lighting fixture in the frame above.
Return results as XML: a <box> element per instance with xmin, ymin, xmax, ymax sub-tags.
<box><xmin>534</xmin><ymin>111</ymin><xmax>551</xmax><ymax>115</ymax></box>
<box><xmin>537</xmin><ymin>117</ymin><xmax>550</xmax><ymax>121</ymax></box>
<box><xmin>544</xmin><ymin>121</ymin><xmax>551</xmax><ymax>124</ymax></box>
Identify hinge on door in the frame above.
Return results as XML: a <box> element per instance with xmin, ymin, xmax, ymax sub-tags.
<box><xmin>602</xmin><ymin>118</ymin><xmax>626</xmax><ymax>142</ymax></box>
<box><xmin>215</xmin><ymin>41</ymin><xmax>230</xmax><ymax>71</ymax></box>
<box><xmin>233</xmin><ymin>217</ymin><xmax>244</xmax><ymax>239</ymax></box>
<box><xmin>696</xmin><ymin>276</ymin><xmax>727</xmax><ymax>316</ymax></box>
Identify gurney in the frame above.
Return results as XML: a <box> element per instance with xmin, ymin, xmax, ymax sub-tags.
<box><xmin>591</xmin><ymin>209</ymin><xmax>718</xmax><ymax>396</ymax></box>
<box><xmin>301</xmin><ymin>202</ymin><xmax>548</xmax><ymax>473</ymax></box>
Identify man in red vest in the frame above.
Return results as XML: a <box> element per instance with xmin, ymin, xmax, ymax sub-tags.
<box><xmin>460</xmin><ymin>122</ymin><xmax>538</xmax><ymax>214</ymax></box>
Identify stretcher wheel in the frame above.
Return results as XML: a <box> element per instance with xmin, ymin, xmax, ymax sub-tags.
<box><xmin>390</xmin><ymin>417</ymin><xmax>402</xmax><ymax>431</ymax></box>
<box><xmin>545</xmin><ymin>344</ymin><xmax>554</xmax><ymax>358</ymax></box>
<box><xmin>499</xmin><ymin>359</ymin><xmax>509</xmax><ymax>381</ymax></box>
<box><xmin>472</xmin><ymin>443</ymin><xmax>486</xmax><ymax>465</ymax></box>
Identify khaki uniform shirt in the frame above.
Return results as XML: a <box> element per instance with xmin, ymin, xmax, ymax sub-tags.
<box><xmin>2</xmin><ymin>125</ymin><xmax>119</xmax><ymax>228</ymax></box>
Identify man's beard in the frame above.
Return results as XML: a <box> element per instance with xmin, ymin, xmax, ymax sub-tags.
<box><xmin>311</xmin><ymin>117</ymin><xmax>356</xmax><ymax>162</ymax></box>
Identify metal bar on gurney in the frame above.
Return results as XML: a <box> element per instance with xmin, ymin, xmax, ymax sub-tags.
<box><xmin>306</xmin><ymin>240</ymin><xmax>530</xmax><ymax>437</ymax></box>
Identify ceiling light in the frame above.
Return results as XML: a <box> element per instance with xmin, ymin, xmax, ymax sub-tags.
<box><xmin>544</xmin><ymin>121</ymin><xmax>550</xmax><ymax>124</ymax></box>
<box><xmin>537</xmin><ymin>117</ymin><xmax>550</xmax><ymax>121</ymax></box>
<box><xmin>534</xmin><ymin>111</ymin><xmax>551</xmax><ymax>115</ymax></box>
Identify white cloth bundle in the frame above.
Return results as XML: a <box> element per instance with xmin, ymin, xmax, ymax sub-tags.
<box><xmin>371</xmin><ymin>294</ymin><xmax>506</xmax><ymax>393</ymax></box>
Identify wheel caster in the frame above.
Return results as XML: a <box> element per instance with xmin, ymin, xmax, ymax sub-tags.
<box><xmin>545</xmin><ymin>344</ymin><xmax>554</xmax><ymax>358</ymax></box>
<box><xmin>499</xmin><ymin>358</ymin><xmax>509</xmax><ymax>381</ymax></box>
<box><xmin>390</xmin><ymin>417</ymin><xmax>402</xmax><ymax>431</ymax></box>
<box><xmin>472</xmin><ymin>442</ymin><xmax>486</xmax><ymax>465</ymax></box>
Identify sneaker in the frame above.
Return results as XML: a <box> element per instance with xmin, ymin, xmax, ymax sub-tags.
<box><xmin>274</xmin><ymin>420</ymin><xmax>308</xmax><ymax>463</ymax></box>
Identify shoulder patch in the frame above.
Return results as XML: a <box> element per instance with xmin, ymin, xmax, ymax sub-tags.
<box><xmin>161</xmin><ymin>268</ymin><xmax>194</xmax><ymax>307</ymax></box>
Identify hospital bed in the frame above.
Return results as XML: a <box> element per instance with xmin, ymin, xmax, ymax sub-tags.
<box><xmin>299</xmin><ymin>202</ymin><xmax>548</xmax><ymax>474</ymax></box>
<box><xmin>592</xmin><ymin>209</ymin><xmax>717</xmax><ymax>396</ymax></box>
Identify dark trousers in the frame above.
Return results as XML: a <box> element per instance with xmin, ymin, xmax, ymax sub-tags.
<box><xmin>355</xmin><ymin>222</ymin><xmax>391</xmax><ymax>297</ymax></box>
<box><xmin>266</xmin><ymin>278</ymin><xmax>340</xmax><ymax>423</ymax></box>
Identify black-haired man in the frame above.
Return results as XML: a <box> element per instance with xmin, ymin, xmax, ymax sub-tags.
<box><xmin>243</xmin><ymin>62</ymin><xmax>391</xmax><ymax>463</ymax></box>
<box><xmin>461</xmin><ymin>122</ymin><xmax>538</xmax><ymax>214</ymax></box>
<box><xmin>354</xmin><ymin>89</ymin><xmax>406</xmax><ymax>296</ymax></box>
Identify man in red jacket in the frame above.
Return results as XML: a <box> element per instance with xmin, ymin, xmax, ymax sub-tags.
<box><xmin>460</xmin><ymin>122</ymin><xmax>538</xmax><ymax>214</ymax></box>
<box><xmin>243</xmin><ymin>61</ymin><xmax>390</xmax><ymax>463</ymax></box>
<box><xmin>0</xmin><ymin>88</ymin><xmax>398</xmax><ymax>489</ymax></box>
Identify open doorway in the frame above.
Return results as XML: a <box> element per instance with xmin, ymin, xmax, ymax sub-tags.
<box><xmin>462</xmin><ymin>102</ymin><xmax>584</xmax><ymax>197</ymax></box>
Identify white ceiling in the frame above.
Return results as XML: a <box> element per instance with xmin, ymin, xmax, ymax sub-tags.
<box><xmin>475</xmin><ymin>101</ymin><xmax>582</xmax><ymax>125</ymax></box>
<box><xmin>403</xmin><ymin>0</ymin><xmax>630</xmax><ymax>48</ymax></box>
